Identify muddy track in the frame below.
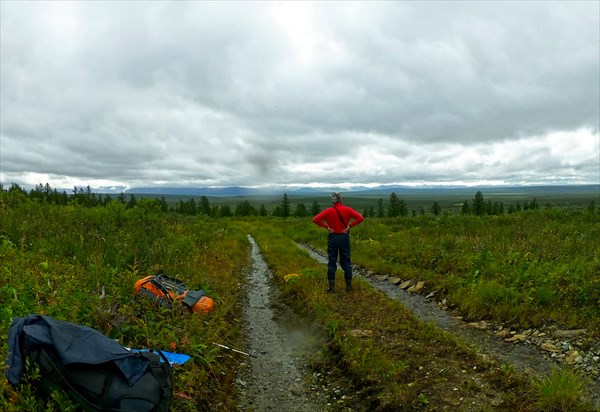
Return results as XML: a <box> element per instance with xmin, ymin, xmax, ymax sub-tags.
<box><xmin>297</xmin><ymin>243</ymin><xmax>600</xmax><ymax>409</ymax></box>
<box><xmin>236</xmin><ymin>235</ymin><xmax>329</xmax><ymax>411</ymax></box>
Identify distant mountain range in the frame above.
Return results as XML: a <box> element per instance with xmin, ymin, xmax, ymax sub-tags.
<box><xmin>127</xmin><ymin>186</ymin><xmax>267</xmax><ymax>197</ymax></box>
<box><xmin>125</xmin><ymin>184</ymin><xmax>600</xmax><ymax>198</ymax></box>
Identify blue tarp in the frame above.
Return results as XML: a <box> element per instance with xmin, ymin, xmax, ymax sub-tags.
<box><xmin>131</xmin><ymin>349</ymin><xmax>191</xmax><ymax>366</ymax></box>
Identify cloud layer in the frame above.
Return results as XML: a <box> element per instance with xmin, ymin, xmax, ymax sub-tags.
<box><xmin>1</xmin><ymin>1</ymin><xmax>598</xmax><ymax>190</ymax></box>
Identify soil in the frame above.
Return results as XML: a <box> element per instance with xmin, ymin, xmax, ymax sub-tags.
<box><xmin>236</xmin><ymin>237</ymin><xmax>599</xmax><ymax>411</ymax></box>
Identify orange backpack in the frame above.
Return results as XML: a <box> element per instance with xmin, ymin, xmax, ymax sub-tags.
<box><xmin>134</xmin><ymin>274</ymin><xmax>215</xmax><ymax>314</ymax></box>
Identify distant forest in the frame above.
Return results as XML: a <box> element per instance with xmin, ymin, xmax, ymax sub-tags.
<box><xmin>1</xmin><ymin>182</ymin><xmax>597</xmax><ymax>218</ymax></box>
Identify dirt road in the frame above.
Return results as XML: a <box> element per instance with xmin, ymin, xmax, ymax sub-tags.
<box><xmin>298</xmin><ymin>242</ymin><xmax>600</xmax><ymax>410</ymax></box>
<box><xmin>236</xmin><ymin>236</ymin><xmax>330</xmax><ymax>411</ymax></box>
<box><xmin>234</xmin><ymin>237</ymin><xmax>598</xmax><ymax>411</ymax></box>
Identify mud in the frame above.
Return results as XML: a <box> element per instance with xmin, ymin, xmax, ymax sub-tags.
<box><xmin>236</xmin><ymin>235</ymin><xmax>329</xmax><ymax>412</ymax></box>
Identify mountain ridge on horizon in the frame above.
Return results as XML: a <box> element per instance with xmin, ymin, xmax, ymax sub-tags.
<box><xmin>124</xmin><ymin>183</ymin><xmax>600</xmax><ymax>197</ymax></box>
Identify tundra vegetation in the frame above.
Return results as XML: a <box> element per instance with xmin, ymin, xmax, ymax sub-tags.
<box><xmin>0</xmin><ymin>183</ymin><xmax>598</xmax><ymax>411</ymax></box>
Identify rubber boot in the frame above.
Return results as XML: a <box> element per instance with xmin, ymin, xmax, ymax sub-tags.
<box><xmin>327</xmin><ymin>279</ymin><xmax>335</xmax><ymax>293</ymax></box>
<box><xmin>345</xmin><ymin>279</ymin><xmax>352</xmax><ymax>292</ymax></box>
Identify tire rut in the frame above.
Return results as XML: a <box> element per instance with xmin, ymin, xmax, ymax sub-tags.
<box><xmin>236</xmin><ymin>235</ymin><xmax>328</xmax><ymax>412</ymax></box>
<box><xmin>297</xmin><ymin>242</ymin><xmax>600</xmax><ymax>409</ymax></box>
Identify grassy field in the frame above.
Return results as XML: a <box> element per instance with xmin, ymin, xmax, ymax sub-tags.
<box><xmin>0</xmin><ymin>199</ymin><xmax>251</xmax><ymax>411</ymax></box>
<box><xmin>282</xmin><ymin>210</ymin><xmax>600</xmax><ymax>333</ymax></box>
<box><xmin>1</xmin><ymin>188</ymin><xmax>598</xmax><ymax>411</ymax></box>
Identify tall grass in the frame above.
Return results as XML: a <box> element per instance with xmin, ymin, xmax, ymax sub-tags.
<box><xmin>537</xmin><ymin>366</ymin><xmax>593</xmax><ymax>412</ymax></box>
<box><xmin>0</xmin><ymin>200</ymin><xmax>250</xmax><ymax>411</ymax></box>
<box><xmin>280</xmin><ymin>210</ymin><xmax>600</xmax><ymax>332</ymax></box>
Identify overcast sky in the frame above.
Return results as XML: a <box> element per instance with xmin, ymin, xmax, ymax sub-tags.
<box><xmin>1</xmin><ymin>1</ymin><xmax>599</xmax><ymax>192</ymax></box>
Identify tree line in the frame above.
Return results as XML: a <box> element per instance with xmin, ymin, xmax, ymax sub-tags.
<box><xmin>1</xmin><ymin>183</ymin><xmax>596</xmax><ymax>218</ymax></box>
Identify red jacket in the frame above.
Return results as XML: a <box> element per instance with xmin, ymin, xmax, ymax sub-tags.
<box><xmin>312</xmin><ymin>203</ymin><xmax>364</xmax><ymax>234</ymax></box>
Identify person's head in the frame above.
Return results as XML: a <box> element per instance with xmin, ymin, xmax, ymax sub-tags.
<box><xmin>331</xmin><ymin>192</ymin><xmax>344</xmax><ymax>204</ymax></box>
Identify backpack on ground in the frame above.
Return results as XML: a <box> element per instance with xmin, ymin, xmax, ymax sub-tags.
<box><xmin>134</xmin><ymin>274</ymin><xmax>215</xmax><ymax>314</ymax></box>
<box><xmin>6</xmin><ymin>314</ymin><xmax>174</xmax><ymax>412</ymax></box>
<box><xmin>31</xmin><ymin>346</ymin><xmax>173</xmax><ymax>412</ymax></box>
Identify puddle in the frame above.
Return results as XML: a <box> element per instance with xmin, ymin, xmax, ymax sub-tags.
<box><xmin>236</xmin><ymin>235</ymin><xmax>328</xmax><ymax>412</ymax></box>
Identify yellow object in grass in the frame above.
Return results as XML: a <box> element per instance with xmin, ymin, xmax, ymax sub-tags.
<box><xmin>284</xmin><ymin>273</ymin><xmax>301</xmax><ymax>283</ymax></box>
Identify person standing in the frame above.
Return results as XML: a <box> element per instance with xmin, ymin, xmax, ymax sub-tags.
<box><xmin>312</xmin><ymin>192</ymin><xmax>364</xmax><ymax>292</ymax></box>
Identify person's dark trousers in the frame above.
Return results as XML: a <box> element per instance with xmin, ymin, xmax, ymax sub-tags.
<box><xmin>327</xmin><ymin>233</ymin><xmax>353</xmax><ymax>284</ymax></box>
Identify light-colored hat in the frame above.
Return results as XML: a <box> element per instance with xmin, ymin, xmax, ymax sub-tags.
<box><xmin>331</xmin><ymin>192</ymin><xmax>344</xmax><ymax>204</ymax></box>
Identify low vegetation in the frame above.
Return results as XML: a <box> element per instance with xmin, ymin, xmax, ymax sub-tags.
<box><xmin>0</xmin><ymin>198</ymin><xmax>250</xmax><ymax>411</ymax></box>
<box><xmin>242</xmin><ymin>218</ymin><xmax>596</xmax><ymax>411</ymax></box>
<box><xmin>1</xmin><ymin>185</ymin><xmax>598</xmax><ymax>411</ymax></box>
<box><xmin>283</xmin><ymin>210</ymin><xmax>600</xmax><ymax>334</ymax></box>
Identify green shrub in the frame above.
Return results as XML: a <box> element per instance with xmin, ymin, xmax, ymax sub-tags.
<box><xmin>537</xmin><ymin>366</ymin><xmax>593</xmax><ymax>412</ymax></box>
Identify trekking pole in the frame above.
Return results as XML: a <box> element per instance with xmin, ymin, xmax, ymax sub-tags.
<box><xmin>212</xmin><ymin>342</ymin><xmax>257</xmax><ymax>358</ymax></box>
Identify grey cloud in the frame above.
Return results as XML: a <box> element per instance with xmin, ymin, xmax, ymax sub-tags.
<box><xmin>1</xmin><ymin>1</ymin><xmax>598</xmax><ymax>189</ymax></box>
